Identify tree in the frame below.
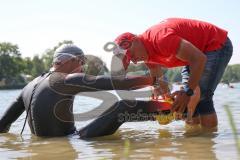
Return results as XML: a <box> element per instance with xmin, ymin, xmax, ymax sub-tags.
<box><xmin>84</xmin><ymin>55</ymin><xmax>109</xmax><ymax>76</ymax></box>
<box><xmin>222</xmin><ymin>64</ymin><xmax>240</xmax><ymax>83</ymax></box>
<box><xmin>0</xmin><ymin>42</ymin><xmax>23</xmax><ymax>80</ymax></box>
<box><xmin>31</xmin><ymin>55</ymin><xmax>45</xmax><ymax>77</ymax></box>
<box><xmin>0</xmin><ymin>42</ymin><xmax>20</xmax><ymax>56</ymax></box>
<box><xmin>22</xmin><ymin>57</ymin><xmax>34</xmax><ymax>75</ymax></box>
<box><xmin>165</xmin><ymin>67</ymin><xmax>182</xmax><ymax>82</ymax></box>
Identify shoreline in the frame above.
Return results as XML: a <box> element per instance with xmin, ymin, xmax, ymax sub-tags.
<box><xmin>0</xmin><ymin>84</ymin><xmax>26</xmax><ymax>90</ymax></box>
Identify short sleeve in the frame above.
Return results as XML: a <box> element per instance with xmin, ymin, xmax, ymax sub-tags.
<box><xmin>154</xmin><ymin>28</ymin><xmax>182</xmax><ymax>58</ymax></box>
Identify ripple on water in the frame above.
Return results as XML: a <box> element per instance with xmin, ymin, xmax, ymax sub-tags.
<box><xmin>0</xmin><ymin>84</ymin><xmax>239</xmax><ymax>159</ymax></box>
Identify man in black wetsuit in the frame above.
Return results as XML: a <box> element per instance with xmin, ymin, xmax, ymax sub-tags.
<box><xmin>0</xmin><ymin>44</ymin><xmax>161</xmax><ymax>138</ymax></box>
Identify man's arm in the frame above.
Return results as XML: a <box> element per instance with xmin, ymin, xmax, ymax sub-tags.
<box><xmin>111</xmin><ymin>75</ymin><xmax>154</xmax><ymax>90</ymax></box>
<box><xmin>176</xmin><ymin>39</ymin><xmax>206</xmax><ymax>90</ymax></box>
<box><xmin>146</xmin><ymin>63</ymin><xmax>170</xmax><ymax>97</ymax></box>
<box><xmin>0</xmin><ymin>94</ymin><xmax>25</xmax><ymax>133</ymax></box>
<box><xmin>172</xmin><ymin>39</ymin><xmax>206</xmax><ymax>114</ymax></box>
<box><xmin>65</xmin><ymin>73</ymin><xmax>154</xmax><ymax>92</ymax></box>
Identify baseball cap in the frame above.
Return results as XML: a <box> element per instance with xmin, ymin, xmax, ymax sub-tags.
<box><xmin>113</xmin><ymin>32</ymin><xmax>136</xmax><ymax>69</ymax></box>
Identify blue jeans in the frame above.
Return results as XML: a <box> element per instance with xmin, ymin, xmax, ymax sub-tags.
<box><xmin>181</xmin><ymin>37</ymin><xmax>233</xmax><ymax>116</ymax></box>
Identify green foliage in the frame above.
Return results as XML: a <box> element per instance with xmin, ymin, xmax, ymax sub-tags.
<box><xmin>126</xmin><ymin>63</ymin><xmax>149</xmax><ymax>76</ymax></box>
<box><xmin>0</xmin><ymin>42</ymin><xmax>20</xmax><ymax>56</ymax></box>
<box><xmin>22</xmin><ymin>57</ymin><xmax>34</xmax><ymax>75</ymax></box>
<box><xmin>23</xmin><ymin>40</ymin><xmax>74</xmax><ymax>77</ymax></box>
<box><xmin>127</xmin><ymin>63</ymin><xmax>148</xmax><ymax>73</ymax></box>
<box><xmin>222</xmin><ymin>64</ymin><xmax>240</xmax><ymax>83</ymax></box>
<box><xmin>0</xmin><ymin>42</ymin><xmax>24</xmax><ymax>81</ymax></box>
<box><xmin>123</xmin><ymin>139</ymin><xmax>130</xmax><ymax>158</ymax></box>
<box><xmin>164</xmin><ymin>67</ymin><xmax>182</xmax><ymax>82</ymax></box>
<box><xmin>224</xmin><ymin>105</ymin><xmax>240</xmax><ymax>156</ymax></box>
<box><xmin>1</xmin><ymin>40</ymin><xmax>240</xmax><ymax>89</ymax></box>
<box><xmin>124</xmin><ymin>63</ymin><xmax>182</xmax><ymax>82</ymax></box>
<box><xmin>84</xmin><ymin>55</ymin><xmax>109</xmax><ymax>76</ymax></box>
<box><xmin>124</xmin><ymin>63</ymin><xmax>240</xmax><ymax>84</ymax></box>
<box><xmin>31</xmin><ymin>55</ymin><xmax>46</xmax><ymax>77</ymax></box>
<box><xmin>0</xmin><ymin>41</ymin><xmax>74</xmax><ymax>86</ymax></box>
<box><xmin>0</xmin><ymin>40</ymin><xmax>109</xmax><ymax>88</ymax></box>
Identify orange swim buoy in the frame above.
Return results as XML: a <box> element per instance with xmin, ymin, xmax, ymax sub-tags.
<box><xmin>150</xmin><ymin>96</ymin><xmax>173</xmax><ymax>111</ymax></box>
<box><xmin>149</xmin><ymin>96</ymin><xmax>175</xmax><ymax>125</ymax></box>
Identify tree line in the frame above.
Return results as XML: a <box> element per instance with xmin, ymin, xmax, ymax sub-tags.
<box><xmin>0</xmin><ymin>41</ymin><xmax>108</xmax><ymax>88</ymax></box>
<box><xmin>126</xmin><ymin>63</ymin><xmax>240</xmax><ymax>84</ymax></box>
<box><xmin>0</xmin><ymin>41</ymin><xmax>239</xmax><ymax>88</ymax></box>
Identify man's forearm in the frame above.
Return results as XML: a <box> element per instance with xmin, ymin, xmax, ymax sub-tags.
<box><xmin>65</xmin><ymin>73</ymin><xmax>153</xmax><ymax>92</ymax></box>
<box><xmin>148</xmin><ymin>64</ymin><xmax>170</xmax><ymax>94</ymax></box>
<box><xmin>85</xmin><ymin>75</ymin><xmax>153</xmax><ymax>90</ymax></box>
<box><xmin>0</xmin><ymin>95</ymin><xmax>25</xmax><ymax>133</ymax></box>
<box><xmin>188</xmin><ymin>56</ymin><xmax>206</xmax><ymax>90</ymax></box>
<box><xmin>111</xmin><ymin>75</ymin><xmax>153</xmax><ymax>90</ymax></box>
<box><xmin>176</xmin><ymin>39</ymin><xmax>207</xmax><ymax>90</ymax></box>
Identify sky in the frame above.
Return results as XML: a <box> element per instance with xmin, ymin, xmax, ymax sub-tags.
<box><xmin>0</xmin><ymin>0</ymin><xmax>239</xmax><ymax>68</ymax></box>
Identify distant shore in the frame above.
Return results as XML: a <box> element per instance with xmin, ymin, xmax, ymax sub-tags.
<box><xmin>0</xmin><ymin>82</ymin><xmax>239</xmax><ymax>90</ymax></box>
<box><xmin>0</xmin><ymin>84</ymin><xmax>26</xmax><ymax>90</ymax></box>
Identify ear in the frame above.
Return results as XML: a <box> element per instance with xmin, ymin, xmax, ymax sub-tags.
<box><xmin>55</xmin><ymin>62</ymin><xmax>61</xmax><ymax>65</ymax></box>
<box><xmin>135</xmin><ymin>38</ymin><xmax>145</xmax><ymax>51</ymax></box>
<box><xmin>131</xmin><ymin>38</ymin><xmax>139</xmax><ymax>51</ymax></box>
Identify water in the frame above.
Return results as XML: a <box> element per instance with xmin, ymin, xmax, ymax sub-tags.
<box><xmin>0</xmin><ymin>84</ymin><xmax>240</xmax><ymax>160</ymax></box>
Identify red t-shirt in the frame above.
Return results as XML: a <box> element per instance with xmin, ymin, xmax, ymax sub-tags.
<box><xmin>139</xmin><ymin>18</ymin><xmax>228</xmax><ymax>68</ymax></box>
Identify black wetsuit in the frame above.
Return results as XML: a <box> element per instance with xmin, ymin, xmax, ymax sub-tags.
<box><xmin>78</xmin><ymin>100</ymin><xmax>168</xmax><ymax>138</ymax></box>
<box><xmin>0</xmin><ymin>72</ymin><xmax>164</xmax><ymax>137</ymax></box>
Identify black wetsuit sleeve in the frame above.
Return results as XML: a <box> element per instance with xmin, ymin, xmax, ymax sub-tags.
<box><xmin>0</xmin><ymin>94</ymin><xmax>25</xmax><ymax>133</ymax></box>
<box><xmin>78</xmin><ymin>100</ymin><xmax>156</xmax><ymax>138</ymax></box>
<box><xmin>65</xmin><ymin>74</ymin><xmax>153</xmax><ymax>92</ymax></box>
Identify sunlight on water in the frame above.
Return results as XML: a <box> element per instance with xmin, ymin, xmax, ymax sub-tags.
<box><xmin>0</xmin><ymin>83</ymin><xmax>239</xmax><ymax>159</ymax></box>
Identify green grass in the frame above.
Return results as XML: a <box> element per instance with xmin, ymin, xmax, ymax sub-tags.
<box><xmin>123</xmin><ymin>139</ymin><xmax>130</xmax><ymax>158</ymax></box>
<box><xmin>224</xmin><ymin>105</ymin><xmax>240</xmax><ymax>155</ymax></box>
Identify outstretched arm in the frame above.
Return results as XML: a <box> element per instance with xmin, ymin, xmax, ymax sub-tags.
<box><xmin>0</xmin><ymin>94</ymin><xmax>25</xmax><ymax>133</ymax></box>
<box><xmin>64</xmin><ymin>73</ymin><xmax>153</xmax><ymax>92</ymax></box>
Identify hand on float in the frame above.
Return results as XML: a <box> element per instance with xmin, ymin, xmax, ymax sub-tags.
<box><xmin>171</xmin><ymin>90</ymin><xmax>190</xmax><ymax>120</ymax></box>
<box><xmin>151</xmin><ymin>86</ymin><xmax>171</xmax><ymax>100</ymax></box>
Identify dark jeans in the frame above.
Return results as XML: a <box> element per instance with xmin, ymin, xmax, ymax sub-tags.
<box><xmin>182</xmin><ymin>37</ymin><xmax>233</xmax><ymax>116</ymax></box>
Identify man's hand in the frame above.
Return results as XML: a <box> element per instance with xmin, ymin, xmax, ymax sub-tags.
<box><xmin>152</xmin><ymin>86</ymin><xmax>171</xmax><ymax>99</ymax></box>
<box><xmin>171</xmin><ymin>90</ymin><xmax>190</xmax><ymax>119</ymax></box>
<box><xmin>0</xmin><ymin>124</ymin><xmax>10</xmax><ymax>133</ymax></box>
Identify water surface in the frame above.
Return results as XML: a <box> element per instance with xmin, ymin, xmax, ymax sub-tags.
<box><xmin>0</xmin><ymin>84</ymin><xmax>239</xmax><ymax>159</ymax></box>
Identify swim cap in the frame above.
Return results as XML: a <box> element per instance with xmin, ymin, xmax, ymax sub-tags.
<box><xmin>53</xmin><ymin>44</ymin><xmax>85</xmax><ymax>63</ymax></box>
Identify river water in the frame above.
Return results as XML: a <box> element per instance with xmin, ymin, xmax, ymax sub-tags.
<box><xmin>0</xmin><ymin>84</ymin><xmax>239</xmax><ymax>160</ymax></box>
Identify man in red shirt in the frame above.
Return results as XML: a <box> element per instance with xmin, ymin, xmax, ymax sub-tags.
<box><xmin>111</xmin><ymin>18</ymin><xmax>233</xmax><ymax>129</ymax></box>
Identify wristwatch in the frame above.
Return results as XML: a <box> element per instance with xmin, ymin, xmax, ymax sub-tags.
<box><xmin>153</xmin><ymin>77</ymin><xmax>160</xmax><ymax>87</ymax></box>
<box><xmin>183</xmin><ymin>85</ymin><xmax>194</xmax><ymax>96</ymax></box>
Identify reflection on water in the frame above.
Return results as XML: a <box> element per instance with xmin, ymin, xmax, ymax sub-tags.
<box><xmin>0</xmin><ymin>128</ymin><xmax>220</xmax><ymax>160</ymax></box>
<box><xmin>0</xmin><ymin>134</ymin><xmax>77</xmax><ymax>160</ymax></box>
<box><xmin>0</xmin><ymin>84</ymin><xmax>239</xmax><ymax>159</ymax></box>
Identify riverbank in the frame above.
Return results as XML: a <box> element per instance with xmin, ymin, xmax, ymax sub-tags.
<box><xmin>0</xmin><ymin>84</ymin><xmax>26</xmax><ymax>90</ymax></box>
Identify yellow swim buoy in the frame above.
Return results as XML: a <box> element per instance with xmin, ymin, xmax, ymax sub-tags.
<box><xmin>155</xmin><ymin>112</ymin><xmax>176</xmax><ymax>125</ymax></box>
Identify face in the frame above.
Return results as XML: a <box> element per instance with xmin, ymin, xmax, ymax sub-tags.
<box><xmin>129</xmin><ymin>49</ymin><xmax>139</xmax><ymax>64</ymax></box>
<box><xmin>70</xmin><ymin>57</ymin><xmax>85</xmax><ymax>73</ymax></box>
<box><xmin>129</xmin><ymin>39</ymin><xmax>148</xmax><ymax>64</ymax></box>
<box><xmin>55</xmin><ymin>56</ymin><xmax>85</xmax><ymax>73</ymax></box>
<box><xmin>116</xmin><ymin>37</ymin><xmax>148</xmax><ymax>69</ymax></box>
<box><xmin>118</xmin><ymin>39</ymin><xmax>141</xmax><ymax>64</ymax></box>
